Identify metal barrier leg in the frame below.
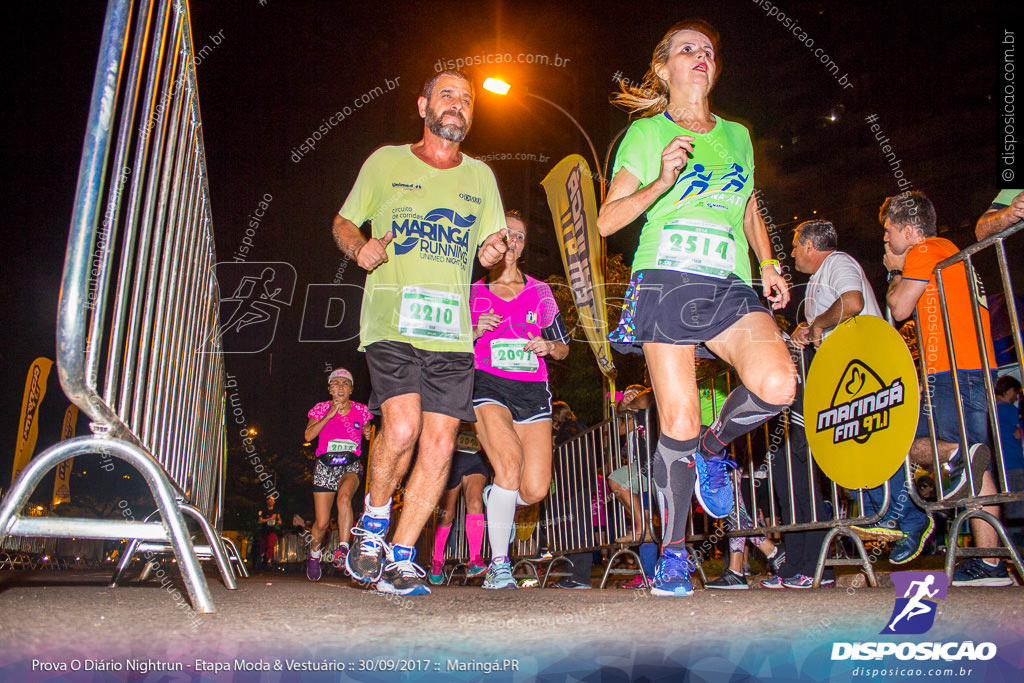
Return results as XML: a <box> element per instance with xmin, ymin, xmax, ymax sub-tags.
<box><xmin>109</xmin><ymin>537</ymin><xmax>143</xmax><ymax>587</ymax></box>
<box><xmin>685</xmin><ymin>543</ymin><xmax>708</xmax><ymax>588</ymax></box>
<box><xmin>600</xmin><ymin>547</ymin><xmax>644</xmax><ymax>589</ymax></box>
<box><xmin>449</xmin><ymin>561</ymin><xmax>469</xmax><ymax>585</ymax></box>
<box><xmin>180</xmin><ymin>503</ymin><xmax>237</xmax><ymax>589</ymax></box>
<box><xmin>0</xmin><ymin>437</ymin><xmax>216</xmax><ymax>613</ymax></box>
<box><xmin>220</xmin><ymin>536</ymin><xmax>249</xmax><ymax>579</ymax></box>
<box><xmin>138</xmin><ymin>557</ymin><xmax>157</xmax><ymax>582</ymax></box>
<box><xmin>112</xmin><ymin>508</ymin><xmax>165</xmax><ymax>586</ymax></box>
<box><xmin>511</xmin><ymin>559</ymin><xmax>540</xmax><ymax>585</ymax></box>
<box><xmin>542</xmin><ymin>556</ymin><xmax>573</xmax><ymax>587</ymax></box>
<box><xmin>944</xmin><ymin>507</ymin><xmax>1024</xmax><ymax>585</ymax></box>
<box><xmin>815</xmin><ymin>527</ymin><xmax>878</xmax><ymax>588</ymax></box>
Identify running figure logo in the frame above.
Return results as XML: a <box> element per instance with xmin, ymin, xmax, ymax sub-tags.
<box><xmin>214</xmin><ymin>262</ymin><xmax>296</xmax><ymax>353</ymax></box>
<box><xmin>881</xmin><ymin>571</ymin><xmax>949</xmax><ymax>635</ymax></box>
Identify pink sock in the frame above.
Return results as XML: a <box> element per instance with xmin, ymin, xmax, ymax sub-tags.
<box><xmin>466</xmin><ymin>514</ymin><xmax>485</xmax><ymax>562</ymax></box>
<box><xmin>433</xmin><ymin>524</ymin><xmax>453</xmax><ymax>565</ymax></box>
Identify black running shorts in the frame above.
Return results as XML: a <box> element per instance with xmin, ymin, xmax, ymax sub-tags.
<box><xmin>366</xmin><ymin>341</ymin><xmax>475</xmax><ymax>422</ymax></box>
<box><xmin>445</xmin><ymin>449</ymin><xmax>491</xmax><ymax>490</ymax></box>
<box><xmin>609</xmin><ymin>269</ymin><xmax>770</xmax><ymax>355</ymax></box>
<box><xmin>472</xmin><ymin>370</ymin><xmax>552</xmax><ymax>424</ymax></box>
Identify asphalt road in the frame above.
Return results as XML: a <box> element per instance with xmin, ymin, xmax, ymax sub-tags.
<box><xmin>1</xmin><ymin>566</ymin><xmax>1023</xmax><ymax>682</ymax></box>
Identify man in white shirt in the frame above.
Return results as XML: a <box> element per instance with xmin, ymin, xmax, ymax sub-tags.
<box><xmin>790</xmin><ymin>220</ymin><xmax>883</xmax><ymax>347</ymax></box>
<box><xmin>763</xmin><ymin>219</ymin><xmax>883</xmax><ymax>588</ymax></box>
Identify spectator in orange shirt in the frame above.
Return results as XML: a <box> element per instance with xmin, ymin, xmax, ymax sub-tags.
<box><xmin>881</xmin><ymin>191</ymin><xmax>1008</xmax><ymax>585</ymax></box>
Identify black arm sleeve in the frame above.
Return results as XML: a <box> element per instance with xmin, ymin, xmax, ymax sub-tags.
<box><xmin>541</xmin><ymin>312</ymin><xmax>570</xmax><ymax>345</ymax></box>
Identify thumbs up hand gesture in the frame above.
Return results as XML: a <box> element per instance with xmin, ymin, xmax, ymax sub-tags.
<box><xmin>356</xmin><ymin>230</ymin><xmax>393</xmax><ymax>272</ymax></box>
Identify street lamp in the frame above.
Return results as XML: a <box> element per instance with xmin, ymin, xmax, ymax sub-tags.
<box><xmin>485</xmin><ymin>77</ymin><xmax>626</xmax><ymax>416</ymax></box>
<box><xmin>483</xmin><ymin>77</ymin><xmax>606</xmax><ymax>200</ymax></box>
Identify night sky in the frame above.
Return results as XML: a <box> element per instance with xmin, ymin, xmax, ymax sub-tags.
<box><xmin>1</xmin><ymin>1</ymin><xmax>1017</xmax><ymax>489</ymax></box>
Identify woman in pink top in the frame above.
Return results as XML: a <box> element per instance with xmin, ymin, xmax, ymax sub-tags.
<box><xmin>471</xmin><ymin>211</ymin><xmax>570</xmax><ymax>589</ymax></box>
<box><xmin>303</xmin><ymin>367</ymin><xmax>373</xmax><ymax>582</ymax></box>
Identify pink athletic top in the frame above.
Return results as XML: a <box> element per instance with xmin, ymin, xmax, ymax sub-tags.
<box><xmin>307</xmin><ymin>401</ymin><xmax>372</xmax><ymax>457</ymax></box>
<box><xmin>471</xmin><ymin>274</ymin><xmax>560</xmax><ymax>382</ymax></box>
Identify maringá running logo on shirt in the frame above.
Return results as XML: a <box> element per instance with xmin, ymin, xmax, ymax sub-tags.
<box><xmin>392</xmin><ymin>207</ymin><xmax>475</xmax><ymax>267</ymax></box>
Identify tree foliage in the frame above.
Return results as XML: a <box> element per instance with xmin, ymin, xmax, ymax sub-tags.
<box><xmin>545</xmin><ymin>252</ymin><xmax>647</xmax><ymax>425</ymax></box>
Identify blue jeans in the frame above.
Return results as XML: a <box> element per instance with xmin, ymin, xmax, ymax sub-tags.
<box><xmin>863</xmin><ymin>370</ymin><xmax>994</xmax><ymax>533</ymax></box>
<box><xmin>639</xmin><ymin>542</ymin><xmax>657</xmax><ymax>577</ymax></box>
<box><xmin>915</xmin><ymin>370</ymin><xmax>994</xmax><ymax>447</ymax></box>
<box><xmin>863</xmin><ymin>463</ymin><xmax>929</xmax><ymax>534</ymax></box>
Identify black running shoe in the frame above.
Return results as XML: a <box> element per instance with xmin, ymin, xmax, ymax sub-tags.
<box><xmin>377</xmin><ymin>545</ymin><xmax>430</xmax><ymax>596</ymax></box>
<box><xmin>706</xmin><ymin>569</ymin><xmax>748</xmax><ymax>590</ymax></box>
<box><xmin>345</xmin><ymin>514</ymin><xmax>389</xmax><ymax>583</ymax></box>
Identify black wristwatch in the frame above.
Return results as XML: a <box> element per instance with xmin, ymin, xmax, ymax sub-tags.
<box><xmin>887</xmin><ymin>269</ymin><xmax>902</xmax><ymax>283</ymax></box>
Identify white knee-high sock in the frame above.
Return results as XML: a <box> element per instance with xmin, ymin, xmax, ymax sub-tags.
<box><xmin>486</xmin><ymin>484</ymin><xmax>519</xmax><ymax>560</ymax></box>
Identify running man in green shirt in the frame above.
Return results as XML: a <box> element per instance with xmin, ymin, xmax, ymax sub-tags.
<box><xmin>331</xmin><ymin>70</ymin><xmax>508</xmax><ymax>596</ymax></box>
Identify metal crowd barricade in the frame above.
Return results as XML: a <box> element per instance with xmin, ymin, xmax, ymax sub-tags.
<box><xmin>542</xmin><ymin>417</ymin><xmax>627</xmax><ymax>586</ymax></box>
<box><xmin>602</xmin><ymin>362</ymin><xmax>891</xmax><ymax>590</ymax></box>
<box><xmin>597</xmin><ymin>408</ymin><xmax>662</xmax><ymax>587</ymax></box>
<box><xmin>906</xmin><ymin>220</ymin><xmax>1024</xmax><ymax>582</ymax></box>
<box><xmin>427</xmin><ymin>364</ymin><xmax>894</xmax><ymax>590</ymax></box>
<box><xmin>0</xmin><ymin>0</ymin><xmax>234</xmax><ymax>612</ymax></box>
<box><xmin>725</xmin><ymin>353</ymin><xmax>893</xmax><ymax>588</ymax></box>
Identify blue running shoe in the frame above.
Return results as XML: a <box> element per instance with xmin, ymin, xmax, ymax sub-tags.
<box><xmin>952</xmin><ymin>558</ymin><xmax>1013</xmax><ymax>586</ymax></box>
<box><xmin>693</xmin><ymin>452</ymin><xmax>737</xmax><ymax>519</ymax></box>
<box><xmin>345</xmin><ymin>514</ymin><xmax>389</xmax><ymax>583</ymax></box>
<box><xmin>482</xmin><ymin>557</ymin><xmax>518</xmax><ymax>590</ymax></box>
<box><xmin>378</xmin><ymin>545</ymin><xmax>430</xmax><ymax>596</ymax></box>
<box><xmin>889</xmin><ymin>516</ymin><xmax>934</xmax><ymax>565</ymax></box>
<box><xmin>651</xmin><ymin>548</ymin><xmax>695</xmax><ymax>597</ymax></box>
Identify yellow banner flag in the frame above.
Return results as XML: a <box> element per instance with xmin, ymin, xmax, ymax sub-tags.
<box><xmin>52</xmin><ymin>405</ymin><xmax>79</xmax><ymax>506</ymax></box>
<box><xmin>541</xmin><ymin>155</ymin><xmax>616</xmax><ymax>379</ymax></box>
<box><xmin>12</xmin><ymin>357</ymin><xmax>54</xmax><ymax>484</ymax></box>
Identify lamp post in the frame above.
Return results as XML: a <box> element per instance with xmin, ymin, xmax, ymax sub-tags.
<box><xmin>483</xmin><ymin>78</ymin><xmax>606</xmax><ymax>200</ymax></box>
<box><xmin>485</xmin><ymin>77</ymin><xmax>626</xmax><ymax>417</ymax></box>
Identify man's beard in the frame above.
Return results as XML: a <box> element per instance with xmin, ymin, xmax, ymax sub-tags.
<box><xmin>425</xmin><ymin>107</ymin><xmax>469</xmax><ymax>142</ymax></box>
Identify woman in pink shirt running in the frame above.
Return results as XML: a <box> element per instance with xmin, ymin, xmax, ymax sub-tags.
<box><xmin>471</xmin><ymin>211</ymin><xmax>570</xmax><ymax>589</ymax></box>
<box><xmin>303</xmin><ymin>367</ymin><xmax>373</xmax><ymax>582</ymax></box>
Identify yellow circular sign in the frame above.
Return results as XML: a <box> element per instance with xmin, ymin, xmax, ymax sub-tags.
<box><xmin>804</xmin><ymin>316</ymin><xmax>919</xmax><ymax>489</ymax></box>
